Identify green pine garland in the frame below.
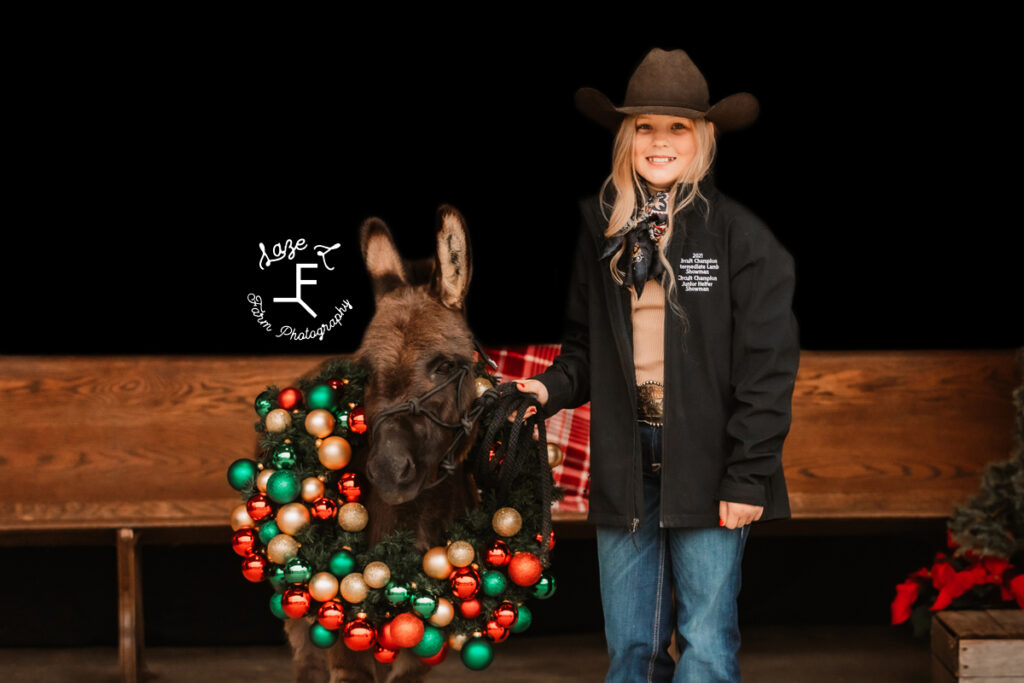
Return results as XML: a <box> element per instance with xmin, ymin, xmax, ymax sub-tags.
<box><xmin>228</xmin><ymin>356</ymin><xmax>560</xmax><ymax>670</ymax></box>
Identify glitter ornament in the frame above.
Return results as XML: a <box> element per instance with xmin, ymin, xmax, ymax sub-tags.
<box><xmin>264</xmin><ymin>408</ymin><xmax>292</xmax><ymax>433</ymax></box>
<box><xmin>267</xmin><ymin>470</ymin><xmax>300</xmax><ymax>504</ymax></box>
<box><xmin>446</xmin><ymin>540</ymin><xmax>475</xmax><ymax>568</ymax></box>
<box><xmin>458</xmin><ymin>598</ymin><xmax>482</xmax><ymax>619</ymax></box>
<box><xmin>411</xmin><ymin>625</ymin><xmax>444</xmax><ymax>658</ymax></box>
<box><xmin>481</xmin><ymin>569</ymin><xmax>508</xmax><ymax>597</ymax></box>
<box><xmin>362</xmin><ymin>561</ymin><xmax>391</xmax><ymax>589</ymax></box>
<box><xmin>389</xmin><ymin>612</ymin><xmax>425</xmax><ymax>649</ymax></box>
<box><xmin>266</xmin><ymin>533</ymin><xmax>300</xmax><ymax>565</ymax></box>
<box><xmin>258</xmin><ymin>520</ymin><xmax>280</xmax><ymax>545</ymax></box>
<box><xmin>338</xmin><ymin>502</ymin><xmax>368</xmax><ymax>532</ymax></box>
<box><xmin>508</xmin><ymin>552</ymin><xmax>542</xmax><ymax>586</ymax></box>
<box><xmin>491</xmin><ymin>507</ymin><xmax>523</xmax><ymax>537</ymax></box>
<box><xmin>448</xmin><ymin>632</ymin><xmax>468</xmax><ymax>652</ymax></box>
<box><xmin>340</xmin><ymin>573</ymin><xmax>369</xmax><ymax>603</ymax></box>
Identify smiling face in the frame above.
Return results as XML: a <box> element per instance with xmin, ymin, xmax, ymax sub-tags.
<box><xmin>632</xmin><ymin>114</ymin><xmax>699</xmax><ymax>192</ymax></box>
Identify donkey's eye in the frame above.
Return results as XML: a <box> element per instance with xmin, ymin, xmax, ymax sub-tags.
<box><xmin>433</xmin><ymin>359</ymin><xmax>456</xmax><ymax>375</ymax></box>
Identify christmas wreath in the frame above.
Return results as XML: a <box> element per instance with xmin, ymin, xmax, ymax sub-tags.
<box><xmin>226</xmin><ymin>356</ymin><xmax>560</xmax><ymax>671</ymax></box>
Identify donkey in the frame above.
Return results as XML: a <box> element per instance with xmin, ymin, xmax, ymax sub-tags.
<box><xmin>286</xmin><ymin>206</ymin><xmax>481</xmax><ymax>683</ymax></box>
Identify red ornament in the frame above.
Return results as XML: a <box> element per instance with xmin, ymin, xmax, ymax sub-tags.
<box><xmin>328</xmin><ymin>379</ymin><xmax>344</xmax><ymax>390</ymax></box>
<box><xmin>450</xmin><ymin>567</ymin><xmax>481</xmax><ymax>599</ymax></box>
<box><xmin>278</xmin><ymin>387</ymin><xmax>303</xmax><ymax>410</ymax></box>
<box><xmin>348</xmin><ymin>406</ymin><xmax>368</xmax><ymax>434</ymax></box>
<box><xmin>419</xmin><ymin>644</ymin><xmax>448</xmax><ymax>666</ymax></box>
<box><xmin>458</xmin><ymin>598</ymin><xmax>482</xmax><ymax>619</ymax></box>
<box><xmin>508</xmin><ymin>552</ymin><xmax>543</xmax><ymax>587</ymax></box>
<box><xmin>389</xmin><ymin>612</ymin><xmax>425</xmax><ymax>649</ymax></box>
<box><xmin>485</xmin><ymin>540</ymin><xmax>512</xmax><ymax>568</ymax></box>
<box><xmin>246</xmin><ymin>493</ymin><xmax>273</xmax><ymax>522</ymax></box>
<box><xmin>241</xmin><ymin>553</ymin><xmax>268</xmax><ymax>582</ymax></box>
<box><xmin>343</xmin><ymin>619</ymin><xmax>377</xmax><ymax>651</ymax></box>
<box><xmin>535</xmin><ymin>530</ymin><xmax>556</xmax><ymax>551</ymax></box>
<box><xmin>338</xmin><ymin>472</ymin><xmax>363</xmax><ymax>503</ymax></box>
<box><xmin>485</xmin><ymin>619</ymin><xmax>509</xmax><ymax>643</ymax></box>
<box><xmin>493</xmin><ymin>601</ymin><xmax>518</xmax><ymax>628</ymax></box>
<box><xmin>317</xmin><ymin>600</ymin><xmax>345</xmax><ymax>630</ymax></box>
<box><xmin>377</xmin><ymin>621</ymin><xmax>399</xmax><ymax>650</ymax></box>
<box><xmin>310</xmin><ymin>497</ymin><xmax>337</xmax><ymax>521</ymax></box>
<box><xmin>231</xmin><ymin>528</ymin><xmax>257</xmax><ymax>557</ymax></box>
<box><xmin>282</xmin><ymin>586</ymin><xmax>312</xmax><ymax>618</ymax></box>
<box><xmin>373</xmin><ymin>645</ymin><xmax>398</xmax><ymax>664</ymax></box>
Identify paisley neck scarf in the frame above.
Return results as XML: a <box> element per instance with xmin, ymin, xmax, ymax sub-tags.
<box><xmin>601</xmin><ymin>189</ymin><xmax>669</xmax><ymax>298</ymax></box>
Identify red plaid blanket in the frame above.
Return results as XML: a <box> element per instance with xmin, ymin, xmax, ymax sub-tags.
<box><xmin>481</xmin><ymin>345</ymin><xmax>590</xmax><ymax>515</ymax></box>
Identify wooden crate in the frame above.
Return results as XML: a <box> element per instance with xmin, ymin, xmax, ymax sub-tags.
<box><xmin>932</xmin><ymin>610</ymin><xmax>1024</xmax><ymax>681</ymax></box>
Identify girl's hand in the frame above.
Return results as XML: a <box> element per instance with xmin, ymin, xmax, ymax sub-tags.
<box><xmin>718</xmin><ymin>500</ymin><xmax>763</xmax><ymax>529</ymax></box>
<box><xmin>506</xmin><ymin>380</ymin><xmax>549</xmax><ymax>422</ymax></box>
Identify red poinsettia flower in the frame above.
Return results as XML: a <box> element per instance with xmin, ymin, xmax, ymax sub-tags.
<box><xmin>946</xmin><ymin>529</ymin><xmax>957</xmax><ymax>549</ymax></box>
<box><xmin>891</xmin><ymin>579</ymin><xmax>921</xmax><ymax>625</ymax></box>
<box><xmin>931</xmin><ymin>558</ymin><xmax>957</xmax><ymax>590</ymax></box>
<box><xmin>1010</xmin><ymin>574</ymin><xmax>1024</xmax><ymax>610</ymax></box>
<box><xmin>981</xmin><ymin>557</ymin><xmax>1011</xmax><ymax>580</ymax></box>
<box><xmin>931</xmin><ymin>565</ymin><xmax>989</xmax><ymax>611</ymax></box>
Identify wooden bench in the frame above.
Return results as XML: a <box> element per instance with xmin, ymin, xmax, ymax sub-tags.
<box><xmin>0</xmin><ymin>350</ymin><xmax>1019</xmax><ymax>681</ymax></box>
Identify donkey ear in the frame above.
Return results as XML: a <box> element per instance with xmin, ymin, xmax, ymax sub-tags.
<box><xmin>360</xmin><ymin>217</ymin><xmax>407</xmax><ymax>298</ymax></box>
<box><xmin>433</xmin><ymin>205</ymin><xmax>473</xmax><ymax>310</ymax></box>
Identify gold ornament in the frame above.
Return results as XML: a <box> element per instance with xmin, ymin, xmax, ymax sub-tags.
<box><xmin>422</xmin><ymin>546</ymin><xmax>454</xmax><ymax>579</ymax></box>
<box><xmin>473</xmin><ymin>376</ymin><xmax>494</xmax><ymax>398</ymax></box>
<box><xmin>317</xmin><ymin>435</ymin><xmax>352</xmax><ymax>470</ymax></box>
<box><xmin>338</xmin><ymin>502</ymin><xmax>368</xmax><ymax>532</ymax></box>
<box><xmin>362</xmin><ymin>561</ymin><xmax>391</xmax><ymax>589</ymax></box>
<box><xmin>309</xmin><ymin>572</ymin><xmax>341</xmax><ymax>602</ymax></box>
<box><xmin>230</xmin><ymin>504</ymin><xmax>254</xmax><ymax>530</ymax></box>
<box><xmin>429</xmin><ymin>598</ymin><xmax>455</xmax><ymax>627</ymax></box>
<box><xmin>276</xmin><ymin>502</ymin><xmax>311</xmax><ymax>535</ymax></box>
<box><xmin>492</xmin><ymin>507</ymin><xmax>523</xmax><ymax>537</ymax></box>
<box><xmin>305</xmin><ymin>409</ymin><xmax>335</xmax><ymax>438</ymax></box>
<box><xmin>266</xmin><ymin>534</ymin><xmax>300</xmax><ymax>564</ymax></box>
<box><xmin>547</xmin><ymin>442</ymin><xmax>565</xmax><ymax>469</ymax></box>
<box><xmin>264</xmin><ymin>408</ymin><xmax>292</xmax><ymax>433</ymax></box>
<box><xmin>256</xmin><ymin>468</ymin><xmax>276</xmax><ymax>493</ymax></box>
<box><xmin>340</xmin><ymin>573</ymin><xmax>369</xmax><ymax>603</ymax></box>
<box><xmin>446</xmin><ymin>540</ymin><xmax>475</xmax><ymax>568</ymax></box>
<box><xmin>300</xmin><ymin>477</ymin><xmax>325</xmax><ymax>503</ymax></box>
<box><xmin>448</xmin><ymin>632</ymin><xmax>468</xmax><ymax>651</ymax></box>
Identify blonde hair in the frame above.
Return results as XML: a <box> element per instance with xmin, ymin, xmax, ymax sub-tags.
<box><xmin>601</xmin><ymin>114</ymin><xmax>717</xmax><ymax>318</ymax></box>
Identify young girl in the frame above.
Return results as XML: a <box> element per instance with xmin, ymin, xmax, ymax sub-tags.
<box><xmin>518</xmin><ymin>48</ymin><xmax>799</xmax><ymax>682</ymax></box>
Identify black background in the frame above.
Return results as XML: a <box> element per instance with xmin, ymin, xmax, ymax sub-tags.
<box><xmin>2</xmin><ymin>13</ymin><xmax>1020</xmax><ymax>648</ymax></box>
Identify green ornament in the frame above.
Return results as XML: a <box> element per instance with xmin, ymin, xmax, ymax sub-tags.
<box><xmin>384</xmin><ymin>581</ymin><xmax>410</xmax><ymax>606</ymax></box>
<box><xmin>307</xmin><ymin>384</ymin><xmax>337</xmax><ymax>410</ymax></box>
<box><xmin>283</xmin><ymin>557</ymin><xmax>313</xmax><ymax>584</ymax></box>
<box><xmin>460</xmin><ymin>637</ymin><xmax>494</xmax><ymax>671</ymax></box>
<box><xmin>255</xmin><ymin>393</ymin><xmax>275</xmax><ymax>417</ymax></box>
<box><xmin>258</xmin><ymin>520</ymin><xmax>281</xmax><ymax>545</ymax></box>
<box><xmin>227</xmin><ymin>459</ymin><xmax>259</xmax><ymax>491</ymax></box>
<box><xmin>267</xmin><ymin>565</ymin><xmax>288</xmax><ymax>592</ymax></box>
<box><xmin>269</xmin><ymin>593</ymin><xmax>287</xmax><ymax>620</ymax></box>
<box><xmin>270</xmin><ymin>444</ymin><xmax>298</xmax><ymax>470</ymax></box>
<box><xmin>411</xmin><ymin>593</ymin><xmax>439</xmax><ymax>619</ymax></box>
<box><xmin>267</xmin><ymin>470</ymin><xmax>300</xmax><ymax>503</ymax></box>
<box><xmin>510</xmin><ymin>605</ymin><xmax>532</xmax><ymax>633</ymax></box>
<box><xmin>332</xmin><ymin>407</ymin><xmax>350</xmax><ymax>429</ymax></box>
<box><xmin>411</xmin><ymin>625</ymin><xmax>444</xmax><ymax>658</ymax></box>
<box><xmin>532</xmin><ymin>573</ymin><xmax>556</xmax><ymax>599</ymax></box>
<box><xmin>481</xmin><ymin>570</ymin><xmax>508</xmax><ymax>597</ymax></box>
<box><xmin>309</xmin><ymin>622</ymin><xmax>339</xmax><ymax>648</ymax></box>
<box><xmin>329</xmin><ymin>549</ymin><xmax>357</xmax><ymax>577</ymax></box>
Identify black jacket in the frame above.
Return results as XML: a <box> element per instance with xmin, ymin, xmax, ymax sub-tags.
<box><xmin>537</xmin><ymin>183</ymin><xmax>799</xmax><ymax>529</ymax></box>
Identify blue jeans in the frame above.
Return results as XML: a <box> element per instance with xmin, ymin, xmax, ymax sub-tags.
<box><xmin>596</xmin><ymin>425</ymin><xmax>749</xmax><ymax>683</ymax></box>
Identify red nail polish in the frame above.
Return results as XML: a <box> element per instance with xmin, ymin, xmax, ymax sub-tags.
<box><xmin>719</xmin><ymin>518</ymin><xmax>724</xmax><ymax>526</ymax></box>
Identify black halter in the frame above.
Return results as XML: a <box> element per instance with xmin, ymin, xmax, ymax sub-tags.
<box><xmin>369</xmin><ymin>340</ymin><xmax>498</xmax><ymax>489</ymax></box>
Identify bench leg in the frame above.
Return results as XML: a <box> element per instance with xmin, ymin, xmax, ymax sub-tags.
<box><xmin>117</xmin><ymin>528</ymin><xmax>145</xmax><ymax>682</ymax></box>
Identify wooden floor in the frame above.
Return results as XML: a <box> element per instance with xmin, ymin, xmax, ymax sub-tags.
<box><xmin>2</xmin><ymin>624</ymin><xmax>931</xmax><ymax>682</ymax></box>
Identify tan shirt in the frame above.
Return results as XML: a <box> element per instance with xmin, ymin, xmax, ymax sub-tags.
<box><xmin>631</xmin><ymin>281</ymin><xmax>665</xmax><ymax>386</ymax></box>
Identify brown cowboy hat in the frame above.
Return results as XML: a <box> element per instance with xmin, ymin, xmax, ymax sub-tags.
<box><xmin>576</xmin><ymin>48</ymin><xmax>759</xmax><ymax>133</ymax></box>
